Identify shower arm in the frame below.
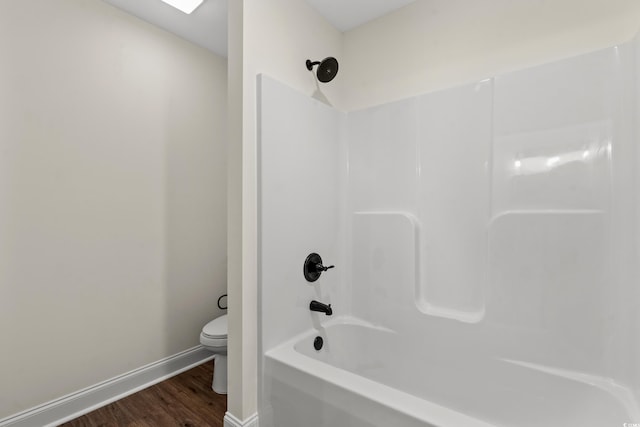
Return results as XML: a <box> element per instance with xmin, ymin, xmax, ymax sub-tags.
<box><xmin>306</xmin><ymin>60</ymin><xmax>321</xmax><ymax>71</ymax></box>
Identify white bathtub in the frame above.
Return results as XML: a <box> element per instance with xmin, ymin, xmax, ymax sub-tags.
<box><xmin>262</xmin><ymin>318</ymin><xmax>637</xmax><ymax>427</ymax></box>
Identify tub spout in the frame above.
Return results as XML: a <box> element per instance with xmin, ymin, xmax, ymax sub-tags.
<box><xmin>310</xmin><ymin>300</ymin><xmax>332</xmax><ymax>316</ymax></box>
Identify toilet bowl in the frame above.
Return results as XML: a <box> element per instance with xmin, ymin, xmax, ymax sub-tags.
<box><xmin>200</xmin><ymin>314</ymin><xmax>228</xmax><ymax>394</ymax></box>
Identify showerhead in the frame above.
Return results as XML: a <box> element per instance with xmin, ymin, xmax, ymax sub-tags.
<box><xmin>306</xmin><ymin>57</ymin><xmax>339</xmax><ymax>83</ymax></box>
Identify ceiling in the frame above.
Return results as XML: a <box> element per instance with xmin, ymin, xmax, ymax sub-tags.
<box><xmin>101</xmin><ymin>0</ymin><xmax>228</xmax><ymax>56</ymax></box>
<box><xmin>305</xmin><ymin>0</ymin><xmax>415</xmax><ymax>32</ymax></box>
<box><xmin>101</xmin><ymin>0</ymin><xmax>415</xmax><ymax>57</ymax></box>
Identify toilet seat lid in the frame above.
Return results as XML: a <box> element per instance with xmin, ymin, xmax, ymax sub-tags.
<box><xmin>203</xmin><ymin>314</ymin><xmax>227</xmax><ymax>338</ymax></box>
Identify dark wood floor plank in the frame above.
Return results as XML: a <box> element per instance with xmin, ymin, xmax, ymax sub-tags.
<box><xmin>60</xmin><ymin>361</ymin><xmax>226</xmax><ymax>427</ymax></box>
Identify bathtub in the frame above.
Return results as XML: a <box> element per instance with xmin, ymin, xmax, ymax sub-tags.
<box><xmin>262</xmin><ymin>317</ymin><xmax>638</xmax><ymax>427</ymax></box>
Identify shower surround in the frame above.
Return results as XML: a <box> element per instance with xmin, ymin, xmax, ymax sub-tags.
<box><xmin>257</xmin><ymin>33</ymin><xmax>640</xmax><ymax>427</ymax></box>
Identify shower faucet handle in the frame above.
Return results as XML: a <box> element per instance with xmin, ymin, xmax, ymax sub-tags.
<box><xmin>303</xmin><ymin>253</ymin><xmax>335</xmax><ymax>282</ymax></box>
<box><xmin>315</xmin><ymin>263</ymin><xmax>334</xmax><ymax>272</ymax></box>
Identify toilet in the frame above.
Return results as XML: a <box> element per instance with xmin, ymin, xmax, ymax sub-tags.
<box><xmin>200</xmin><ymin>314</ymin><xmax>228</xmax><ymax>394</ymax></box>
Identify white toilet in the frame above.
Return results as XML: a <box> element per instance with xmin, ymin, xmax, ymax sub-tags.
<box><xmin>200</xmin><ymin>314</ymin><xmax>228</xmax><ymax>394</ymax></box>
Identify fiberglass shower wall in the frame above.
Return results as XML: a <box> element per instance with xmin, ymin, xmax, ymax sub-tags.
<box><xmin>347</xmin><ymin>36</ymin><xmax>640</xmax><ymax>400</ymax></box>
<box><xmin>258</xmin><ymin>33</ymin><xmax>640</xmax><ymax>426</ymax></box>
<box><xmin>258</xmin><ymin>75</ymin><xmax>347</xmax><ymax>354</ymax></box>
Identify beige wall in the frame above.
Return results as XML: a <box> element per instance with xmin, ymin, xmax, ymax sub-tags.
<box><xmin>226</xmin><ymin>0</ymin><xmax>245</xmax><ymax>421</ymax></box>
<box><xmin>226</xmin><ymin>0</ymin><xmax>343</xmax><ymax>422</ymax></box>
<box><xmin>0</xmin><ymin>0</ymin><xmax>227</xmax><ymax>419</ymax></box>
<box><xmin>342</xmin><ymin>0</ymin><xmax>640</xmax><ymax>111</ymax></box>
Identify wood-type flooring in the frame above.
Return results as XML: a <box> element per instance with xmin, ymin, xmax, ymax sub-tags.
<box><xmin>60</xmin><ymin>361</ymin><xmax>226</xmax><ymax>427</ymax></box>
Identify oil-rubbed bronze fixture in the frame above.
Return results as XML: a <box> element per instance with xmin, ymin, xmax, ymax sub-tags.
<box><xmin>305</xmin><ymin>57</ymin><xmax>339</xmax><ymax>83</ymax></box>
<box><xmin>310</xmin><ymin>300</ymin><xmax>332</xmax><ymax>316</ymax></box>
<box><xmin>303</xmin><ymin>252</ymin><xmax>334</xmax><ymax>282</ymax></box>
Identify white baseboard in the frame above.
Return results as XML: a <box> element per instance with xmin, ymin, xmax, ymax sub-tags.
<box><xmin>224</xmin><ymin>412</ymin><xmax>259</xmax><ymax>427</ymax></box>
<box><xmin>0</xmin><ymin>346</ymin><xmax>214</xmax><ymax>427</ymax></box>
